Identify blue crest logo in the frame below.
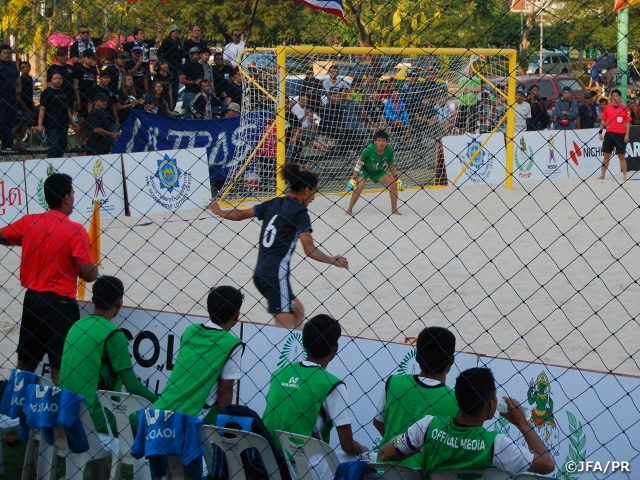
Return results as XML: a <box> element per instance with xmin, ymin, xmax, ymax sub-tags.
<box><xmin>155</xmin><ymin>155</ymin><xmax>181</xmax><ymax>193</ymax></box>
<box><xmin>466</xmin><ymin>140</ymin><xmax>486</xmax><ymax>170</ymax></box>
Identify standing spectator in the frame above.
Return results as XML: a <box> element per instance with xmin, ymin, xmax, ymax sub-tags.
<box><xmin>123</xmin><ymin>25</ymin><xmax>162</xmax><ymax>71</ymax></box>
<box><xmin>598</xmin><ymin>89</ymin><xmax>631</xmax><ymax>181</ymax></box>
<box><xmin>190</xmin><ymin>79</ymin><xmax>222</xmax><ymax>119</ymax></box>
<box><xmin>554</xmin><ymin>87</ymin><xmax>578</xmax><ymax>130</ymax></box>
<box><xmin>153</xmin><ymin>60</ymin><xmax>173</xmax><ymax>107</ymax></box>
<box><xmin>0</xmin><ymin>172</ymin><xmax>98</xmax><ymax>385</ymax></box>
<box><xmin>514</xmin><ymin>88</ymin><xmax>531</xmax><ymax>133</ymax></box>
<box><xmin>85</xmin><ymin>90</ymin><xmax>120</xmax><ymax>155</ymax></box>
<box><xmin>157</xmin><ymin>25</ymin><xmax>184</xmax><ymax>104</ymax></box>
<box><xmin>0</xmin><ymin>44</ymin><xmax>19</xmax><ymax>152</ymax></box>
<box><xmin>47</xmin><ymin>48</ymin><xmax>76</xmax><ymax>112</ymax></box>
<box><xmin>588</xmin><ymin>60</ymin><xmax>600</xmax><ymax>90</ymax></box>
<box><xmin>577</xmin><ymin>92</ymin><xmax>597</xmax><ymax>129</ymax></box>
<box><xmin>183</xmin><ymin>25</ymin><xmax>208</xmax><ymax>59</ymax></box>
<box><xmin>323</xmin><ymin>66</ymin><xmax>349</xmax><ymax>92</ymax></box>
<box><xmin>105</xmin><ymin>52</ymin><xmax>127</xmax><ymax>96</ymax></box>
<box><xmin>150</xmin><ymin>80</ymin><xmax>172</xmax><ymax>115</ymax></box>
<box><xmin>600</xmin><ymin>64</ymin><xmax>616</xmax><ymax>96</ymax></box>
<box><xmin>223</xmin><ymin>29</ymin><xmax>245</xmax><ymax>67</ymax></box>
<box><xmin>221</xmin><ymin>68</ymin><xmax>243</xmax><ymax>108</ymax></box>
<box><xmin>401</xmin><ymin>71</ymin><xmax>425</xmax><ymax>121</ymax></box>
<box><xmin>37</xmin><ymin>73</ymin><xmax>77</xmax><ymax>158</ymax></box>
<box><xmin>116</xmin><ymin>73</ymin><xmax>144</xmax><ymax>126</ymax></box>
<box><xmin>211</xmin><ymin>52</ymin><xmax>233</xmax><ymax>98</ymax></box>
<box><xmin>180</xmin><ymin>47</ymin><xmax>205</xmax><ymax>118</ymax></box>
<box><xmin>628</xmin><ymin>93</ymin><xmax>640</xmax><ymax>125</ymax></box>
<box><xmin>73</xmin><ymin>50</ymin><xmax>98</xmax><ymax>150</ymax></box>
<box><xmin>456</xmin><ymin>71</ymin><xmax>481</xmax><ymax>133</ymax></box>
<box><xmin>15</xmin><ymin>61</ymin><xmax>38</xmax><ymax>150</ymax></box>
<box><xmin>95</xmin><ymin>69</ymin><xmax>120</xmax><ymax>131</ymax></box>
<box><xmin>200</xmin><ymin>48</ymin><xmax>214</xmax><ymax>89</ymax></box>
<box><xmin>596</xmin><ymin>96</ymin><xmax>608</xmax><ymax>122</ymax></box>
<box><xmin>384</xmin><ymin>89</ymin><xmax>412</xmax><ymax>145</ymax></box>
<box><xmin>69</xmin><ymin>25</ymin><xmax>113</xmax><ymax>64</ymax></box>
<box><xmin>478</xmin><ymin>94</ymin><xmax>493</xmax><ymax>133</ymax></box>
<box><xmin>301</xmin><ymin>67</ymin><xmax>323</xmax><ymax>111</ymax></box>
<box><xmin>125</xmin><ymin>46</ymin><xmax>150</xmax><ymax>97</ymax></box>
<box><xmin>526</xmin><ymin>85</ymin><xmax>550</xmax><ymax>131</ymax></box>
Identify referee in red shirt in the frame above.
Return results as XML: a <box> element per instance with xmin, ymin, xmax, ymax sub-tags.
<box><xmin>598</xmin><ymin>89</ymin><xmax>632</xmax><ymax>181</ymax></box>
<box><xmin>0</xmin><ymin>173</ymin><xmax>98</xmax><ymax>385</ymax></box>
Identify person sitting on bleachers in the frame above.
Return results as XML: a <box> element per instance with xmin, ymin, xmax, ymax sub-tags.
<box><xmin>154</xmin><ymin>286</ymin><xmax>244</xmax><ymax>425</ymax></box>
<box><xmin>373</xmin><ymin>326</ymin><xmax>459</xmax><ymax>468</ymax></box>
<box><xmin>59</xmin><ymin>276</ymin><xmax>158</xmax><ymax>434</ymax></box>
<box><xmin>263</xmin><ymin>314</ymin><xmax>369</xmax><ymax>480</ymax></box>
<box><xmin>383</xmin><ymin>89</ymin><xmax>413</xmax><ymax>145</ymax></box>
<box><xmin>378</xmin><ymin>367</ymin><xmax>555</xmax><ymax>475</ymax></box>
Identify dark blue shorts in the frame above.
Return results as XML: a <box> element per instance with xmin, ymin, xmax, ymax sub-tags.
<box><xmin>253</xmin><ymin>275</ymin><xmax>295</xmax><ymax>314</ymax></box>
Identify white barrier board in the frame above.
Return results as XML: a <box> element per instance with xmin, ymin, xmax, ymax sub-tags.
<box><xmin>565</xmin><ymin>128</ymin><xmax>606</xmax><ymax>179</ymax></box>
<box><xmin>513</xmin><ymin>130</ymin><xmax>568</xmax><ymax>182</ymax></box>
<box><xmin>443</xmin><ymin>133</ymin><xmax>507</xmax><ymax>186</ymax></box>
<box><xmin>24</xmin><ymin>154</ymin><xmax>125</xmax><ymax>222</ymax></box>
<box><xmin>0</xmin><ymin>161</ymin><xmax>28</xmax><ymax>226</ymax></box>
<box><xmin>122</xmin><ymin>148</ymin><xmax>210</xmax><ymax>217</ymax></box>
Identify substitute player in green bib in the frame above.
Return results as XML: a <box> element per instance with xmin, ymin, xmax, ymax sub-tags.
<box><xmin>263</xmin><ymin>314</ymin><xmax>369</xmax><ymax>480</ymax></box>
<box><xmin>378</xmin><ymin>367</ymin><xmax>554</xmax><ymax>475</ymax></box>
<box><xmin>346</xmin><ymin>130</ymin><xmax>404</xmax><ymax>216</ymax></box>
<box><xmin>155</xmin><ymin>285</ymin><xmax>244</xmax><ymax>424</ymax></box>
<box><xmin>373</xmin><ymin>327</ymin><xmax>458</xmax><ymax>468</ymax></box>
<box><xmin>60</xmin><ymin>276</ymin><xmax>158</xmax><ymax>433</ymax></box>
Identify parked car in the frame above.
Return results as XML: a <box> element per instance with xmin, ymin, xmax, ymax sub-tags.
<box><xmin>495</xmin><ymin>74</ymin><xmax>588</xmax><ymax>109</ymax></box>
<box><xmin>527</xmin><ymin>52</ymin><xmax>572</xmax><ymax>75</ymax></box>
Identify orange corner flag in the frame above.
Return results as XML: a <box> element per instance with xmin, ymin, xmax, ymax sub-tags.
<box><xmin>614</xmin><ymin>0</ymin><xmax>639</xmax><ymax>11</ymax></box>
<box><xmin>78</xmin><ymin>201</ymin><xmax>101</xmax><ymax>301</ymax></box>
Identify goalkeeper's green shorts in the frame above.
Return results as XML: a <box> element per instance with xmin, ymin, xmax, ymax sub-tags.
<box><xmin>358</xmin><ymin>168</ymin><xmax>388</xmax><ymax>183</ymax></box>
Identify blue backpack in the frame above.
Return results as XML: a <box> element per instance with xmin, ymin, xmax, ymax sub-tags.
<box><xmin>211</xmin><ymin>404</ymin><xmax>292</xmax><ymax>480</ymax></box>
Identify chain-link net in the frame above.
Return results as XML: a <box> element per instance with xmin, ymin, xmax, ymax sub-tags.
<box><xmin>1</xmin><ymin>0</ymin><xmax>640</xmax><ymax>478</ymax></box>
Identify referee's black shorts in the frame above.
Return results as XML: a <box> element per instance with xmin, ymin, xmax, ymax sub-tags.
<box><xmin>17</xmin><ymin>289</ymin><xmax>80</xmax><ymax>368</ymax></box>
<box><xmin>602</xmin><ymin>131</ymin><xmax>627</xmax><ymax>155</ymax></box>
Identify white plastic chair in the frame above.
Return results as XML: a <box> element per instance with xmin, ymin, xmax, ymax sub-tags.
<box><xmin>0</xmin><ymin>414</ymin><xmax>20</xmax><ymax>475</ymax></box>
<box><xmin>275</xmin><ymin>430</ymin><xmax>340</xmax><ymax>480</ymax></box>
<box><xmin>428</xmin><ymin>469</ymin><xmax>515</xmax><ymax>479</ymax></box>
<box><xmin>364</xmin><ymin>463</ymin><xmax>423</xmax><ymax>480</ymax></box>
<box><xmin>39</xmin><ymin>397</ymin><xmax>114</xmax><ymax>480</ymax></box>
<box><xmin>97</xmin><ymin>390</ymin><xmax>153</xmax><ymax>480</ymax></box>
<box><xmin>203</xmin><ymin>425</ymin><xmax>284</xmax><ymax>480</ymax></box>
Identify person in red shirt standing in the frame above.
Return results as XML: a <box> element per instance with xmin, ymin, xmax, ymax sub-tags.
<box><xmin>598</xmin><ymin>89</ymin><xmax>632</xmax><ymax>181</ymax></box>
<box><xmin>0</xmin><ymin>173</ymin><xmax>98</xmax><ymax>384</ymax></box>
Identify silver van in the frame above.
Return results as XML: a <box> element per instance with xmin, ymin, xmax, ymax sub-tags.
<box><xmin>527</xmin><ymin>52</ymin><xmax>573</xmax><ymax>75</ymax></box>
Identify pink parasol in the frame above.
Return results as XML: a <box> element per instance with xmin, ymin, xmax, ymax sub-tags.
<box><xmin>47</xmin><ymin>33</ymin><xmax>75</xmax><ymax>47</ymax></box>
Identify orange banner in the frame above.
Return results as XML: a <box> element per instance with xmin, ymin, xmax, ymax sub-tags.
<box><xmin>614</xmin><ymin>0</ymin><xmax>639</xmax><ymax>11</ymax></box>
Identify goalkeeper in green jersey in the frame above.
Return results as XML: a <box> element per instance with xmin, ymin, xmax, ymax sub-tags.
<box><xmin>346</xmin><ymin>130</ymin><xmax>403</xmax><ymax>216</ymax></box>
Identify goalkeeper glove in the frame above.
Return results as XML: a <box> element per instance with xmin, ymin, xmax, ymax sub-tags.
<box><xmin>395</xmin><ymin>175</ymin><xmax>405</xmax><ymax>192</ymax></box>
<box><xmin>347</xmin><ymin>177</ymin><xmax>357</xmax><ymax>193</ymax></box>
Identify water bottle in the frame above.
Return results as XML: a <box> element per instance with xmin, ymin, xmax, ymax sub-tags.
<box><xmin>497</xmin><ymin>398</ymin><xmax>533</xmax><ymax>421</ymax></box>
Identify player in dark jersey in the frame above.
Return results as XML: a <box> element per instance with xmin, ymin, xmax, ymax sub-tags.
<box><xmin>209</xmin><ymin>163</ymin><xmax>349</xmax><ymax>329</ymax></box>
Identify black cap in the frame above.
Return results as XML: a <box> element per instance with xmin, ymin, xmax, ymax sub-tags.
<box><xmin>94</xmin><ymin>91</ymin><xmax>109</xmax><ymax>102</ymax></box>
<box><xmin>116</xmin><ymin>52</ymin><xmax>127</xmax><ymax>58</ymax></box>
<box><xmin>56</xmin><ymin>47</ymin><xmax>68</xmax><ymax>56</ymax></box>
<box><xmin>99</xmin><ymin>67</ymin><xmax>112</xmax><ymax>77</ymax></box>
<box><xmin>144</xmin><ymin>95</ymin><xmax>157</xmax><ymax>104</ymax></box>
<box><xmin>81</xmin><ymin>50</ymin><xmax>95</xmax><ymax>58</ymax></box>
<box><xmin>584</xmin><ymin>92</ymin><xmax>593</xmax><ymax>99</ymax></box>
<box><xmin>562</xmin><ymin>86</ymin><xmax>571</xmax><ymax>92</ymax></box>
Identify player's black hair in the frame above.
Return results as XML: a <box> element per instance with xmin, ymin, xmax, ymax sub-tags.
<box><xmin>416</xmin><ymin>326</ymin><xmax>456</xmax><ymax>374</ymax></box>
<box><xmin>303</xmin><ymin>314</ymin><xmax>341</xmax><ymax>359</ymax></box>
<box><xmin>207</xmin><ymin>285</ymin><xmax>244</xmax><ymax>324</ymax></box>
<box><xmin>92</xmin><ymin>276</ymin><xmax>125</xmax><ymax>310</ymax></box>
<box><xmin>611</xmin><ymin>89</ymin><xmax>622</xmax><ymax>97</ymax></box>
<box><xmin>280</xmin><ymin>163</ymin><xmax>319</xmax><ymax>193</ymax></box>
<box><xmin>455</xmin><ymin>367</ymin><xmax>496</xmax><ymax>416</ymax></box>
<box><xmin>373</xmin><ymin>130</ymin><xmax>390</xmax><ymax>141</ymax></box>
<box><xmin>0</xmin><ymin>44</ymin><xmax>12</xmax><ymax>52</ymax></box>
<box><xmin>44</xmin><ymin>173</ymin><xmax>73</xmax><ymax>209</ymax></box>
<box><xmin>20</xmin><ymin>61</ymin><xmax>30</xmax><ymax>68</ymax></box>
<box><xmin>132</xmin><ymin>28</ymin><xmax>144</xmax><ymax>37</ymax></box>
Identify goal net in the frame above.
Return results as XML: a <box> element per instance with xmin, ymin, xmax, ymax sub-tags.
<box><xmin>219</xmin><ymin>47</ymin><xmax>516</xmax><ymax>201</ymax></box>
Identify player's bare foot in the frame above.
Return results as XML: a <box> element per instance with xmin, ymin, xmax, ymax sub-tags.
<box><xmin>346</xmin><ymin>210</ymin><xmax>353</xmax><ymax>215</ymax></box>
<box><xmin>622</xmin><ymin>176</ymin><xmax>627</xmax><ymax>181</ymax></box>
<box><xmin>597</xmin><ymin>176</ymin><xmax>605</xmax><ymax>180</ymax></box>
<box><xmin>392</xmin><ymin>210</ymin><xmax>402</xmax><ymax>215</ymax></box>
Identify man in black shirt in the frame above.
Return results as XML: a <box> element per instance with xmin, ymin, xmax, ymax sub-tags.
<box><xmin>15</xmin><ymin>62</ymin><xmax>38</xmax><ymax>149</ymax></box>
<box><xmin>180</xmin><ymin>47</ymin><xmax>205</xmax><ymax>118</ymax></box>
<box><xmin>577</xmin><ymin>92</ymin><xmax>597</xmax><ymax>129</ymax></box>
<box><xmin>95</xmin><ymin>68</ymin><xmax>119</xmax><ymax>130</ymax></box>
<box><xmin>211</xmin><ymin>52</ymin><xmax>233</xmax><ymax>99</ymax></box>
<box><xmin>0</xmin><ymin>45</ymin><xmax>19</xmax><ymax>152</ymax></box>
<box><xmin>183</xmin><ymin>25</ymin><xmax>208</xmax><ymax>60</ymax></box>
<box><xmin>221</xmin><ymin>68</ymin><xmax>243</xmax><ymax>108</ymax></box>
<box><xmin>301</xmin><ymin>68</ymin><xmax>323</xmax><ymax>112</ymax></box>
<box><xmin>38</xmin><ymin>73</ymin><xmax>77</xmax><ymax>158</ymax></box>
<box><xmin>47</xmin><ymin>48</ymin><xmax>76</xmax><ymax>109</ymax></box>
<box><xmin>106</xmin><ymin>53</ymin><xmax>127</xmax><ymax>96</ymax></box>
<box><xmin>157</xmin><ymin>24</ymin><xmax>185</xmax><ymax>103</ymax></box>
<box><xmin>73</xmin><ymin>50</ymin><xmax>97</xmax><ymax>149</ymax></box>
<box><xmin>86</xmin><ymin>91</ymin><xmax>119</xmax><ymax>155</ymax></box>
<box><xmin>69</xmin><ymin>25</ymin><xmax>111</xmax><ymax>64</ymax></box>
<box><xmin>125</xmin><ymin>47</ymin><xmax>149</xmax><ymax>97</ymax></box>
<box><xmin>123</xmin><ymin>26</ymin><xmax>162</xmax><ymax>71</ymax></box>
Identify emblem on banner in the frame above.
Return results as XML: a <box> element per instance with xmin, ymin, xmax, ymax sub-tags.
<box><xmin>462</xmin><ymin>139</ymin><xmax>491</xmax><ymax>184</ymax></box>
<box><xmin>396</xmin><ymin>348</ymin><xmax>417</xmax><ymax>375</ymax></box>
<box><xmin>548</xmin><ymin>135</ymin><xmax>557</xmax><ymax>164</ymax></box>
<box><xmin>515</xmin><ymin>136</ymin><xmax>535</xmax><ymax>179</ymax></box>
<box><xmin>145</xmin><ymin>154</ymin><xmax>193</xmax><ymax>210</ymax></box>
<box><xmin>278</xmin><ymin>332</ymin><xmax>306</xmax><ymax>368</ymax></box>
<box><xmin>93</xmin><ymin>158</ymin><xmax>107</xmax><ymax>197</ymax></box>
<box><xmin>36</xmin><ymin>163</ymin><xmax>56</xmax><ymax>210</ymax></box>
<box><xmin>525</xmin><ymin>371</ymin><xmax>559</xmax><ymax>454</ymax></box>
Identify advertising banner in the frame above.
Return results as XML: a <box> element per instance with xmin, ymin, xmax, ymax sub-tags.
<box><xmin>564</xmin><ymin>128</ymin><xmax>606</xmax><ymax>179</ymax></box>
<box><xmin>121</xmin><ymin>148</ymin><xmax>211</xmax><ymax>217</ymax></box>
<box><xmin>0</xmin><ymin>161</ymin><xmax>27</xmax><ymax>226</ymax></box>
<box><xmin>24</xmin><ymin>154</ymin><xmax>125</xmax><ymax>222</ymax></box>
<box><xmin>513</xmin><ymin>130</ymin><xmax>568</xmax><ymax>182</ymax></box>
<box><xmin>442</xmin><ymin>133</ymin><xmax>507</xmax><ymax>186</ymax></box>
